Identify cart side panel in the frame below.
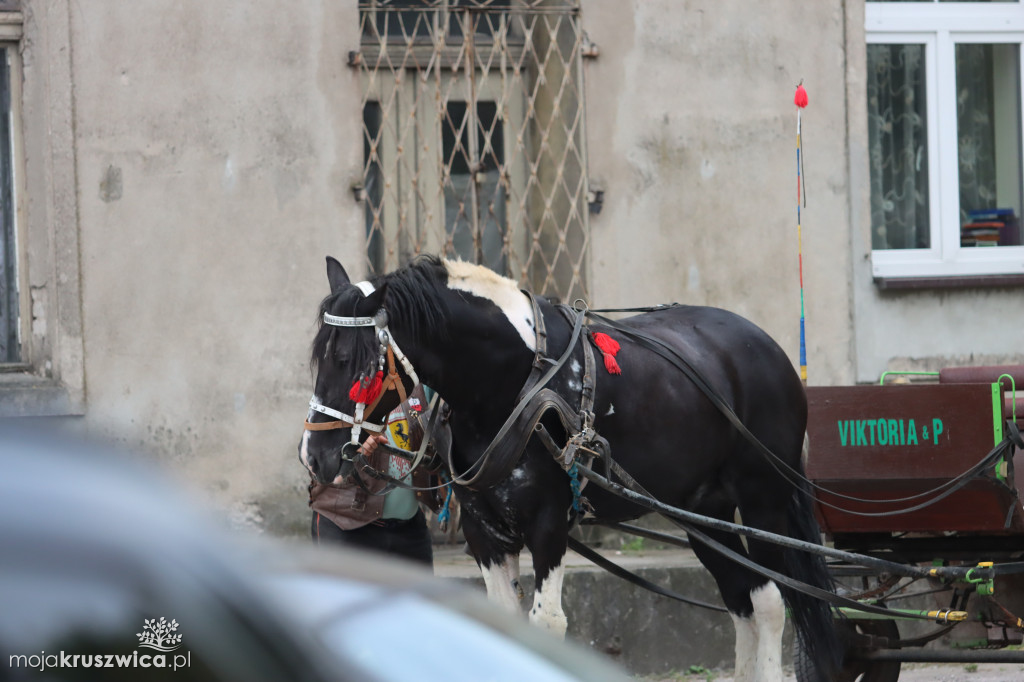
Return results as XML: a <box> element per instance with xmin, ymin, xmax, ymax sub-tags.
<box><xmin>806</xmin><ymin>384</ymin><xmax>1022</xmax><ymax>535</ymax></box>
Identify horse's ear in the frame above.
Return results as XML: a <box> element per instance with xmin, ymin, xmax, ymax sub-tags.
<box><xmin>362</xmin><ymin>284</ymin><xmax>387</xmax><ymax>313</ymax></box>
<box><xmin>326</xmin><ymin>256</ymin><xmax>350</xmax><ymax>293</ymax></box>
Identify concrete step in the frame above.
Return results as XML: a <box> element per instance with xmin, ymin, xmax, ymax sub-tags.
<box><xmin>432</xmin><ymin>544</ymin><xmax>771</xmax><ymax>676</ymax></box>
<box><xmin>433</xmin><ymin>545</ymin><xmax>1024</xmax><ymax>681</ymax></box>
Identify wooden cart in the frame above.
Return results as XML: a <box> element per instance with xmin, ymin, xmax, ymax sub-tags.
<box><xmin>803</xmin><ymin>366</ymin><xmax>1024</xmax><ymax>681</ymax></box>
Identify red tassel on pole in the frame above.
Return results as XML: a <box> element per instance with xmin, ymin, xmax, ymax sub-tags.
<box><xmin>591</xmin><ymin>332</ymin><xmax>621</xmax><ymax>375</ymax></box>
<box><xmin>794</xmin><ymin>83</ymin><xmax>809</xmax><ymax>109</ymax></box>
<box><xmin>349</xmin><ymin>370</ymin><xmax>383</xmax><ymax>404</ymax></box>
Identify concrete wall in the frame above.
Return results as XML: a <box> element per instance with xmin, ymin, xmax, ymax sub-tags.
<box><xmin>10</xmin><ymin>0</ymin><xmax>1020</xmax><ymax>535</ymax></box>
<box><xmin>582</xmin><ymin>0</ymin><xmax>857</xmax><ymax>385</ymax></box>
<box><xmin>60</xmin><ymin>1</ymin><xmax>368</xmax><ymax>532</ymax></box>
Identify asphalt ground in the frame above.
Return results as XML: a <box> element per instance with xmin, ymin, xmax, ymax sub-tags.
<box><xmin>637</xmin><ymin>662</ymin><xmax>1024</xmax><ymax>681</ymax></box>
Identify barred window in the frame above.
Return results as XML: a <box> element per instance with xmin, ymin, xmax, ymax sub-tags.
<box><xmin>355</xmin><ymin>0</ymin><xmax>590</xmax><ymax>301</ymax></box>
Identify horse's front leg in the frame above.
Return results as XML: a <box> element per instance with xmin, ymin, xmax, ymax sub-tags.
<box><xmin>524</xmin><ymin>500</ymin><xmax>570</xmax><ymax>637</ymax></box>
<box><xmin>478</xmin><ymin>553</ymin><xmax>524</xmax><ymax>614</ymax></box>
<box><xmin>460</xmin><ymin>508</ymin><xmax>525</xmax><ymax>615</ymax></box>
<box><xmin>528</xmin><ymin>548</ymin><xmax>567</xmax><ymax>636</ymax></box>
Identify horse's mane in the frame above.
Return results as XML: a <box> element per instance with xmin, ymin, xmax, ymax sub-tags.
<box><xmin>381</xmin><ymin>255</ymin><xmax>451</xmax><ymax>342</ymax></box>
<box><xmin>309</xmin><ymin>255</ymin><xmax>452</xmax><ymax>379</ymax></box>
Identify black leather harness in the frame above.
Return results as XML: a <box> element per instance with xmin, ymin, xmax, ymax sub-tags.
<box><xmin>442</xmin><ymin>296</ymin><xmax>609</xmax><ymax>490</ymax></box>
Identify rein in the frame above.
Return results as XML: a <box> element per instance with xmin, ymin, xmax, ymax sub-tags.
<box><xmin>586</xmin><ymin>308</ymin><xmax>1024</xmax><ymax>520</ymax></box>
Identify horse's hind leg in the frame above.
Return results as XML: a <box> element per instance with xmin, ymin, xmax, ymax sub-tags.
<box><xmin>749</xmin><ymin>581</ymin><xmax>786</xmax><ymax>682</ymax></box>
<box><xmin>689</xmin><ymin>519</ymin><xmax>785</xmax><ymax>682</ymax></box>
<box><xmin>737</xmin><ymin>496</ymin><xmax>818</xmax><ymax>682</ymax></box>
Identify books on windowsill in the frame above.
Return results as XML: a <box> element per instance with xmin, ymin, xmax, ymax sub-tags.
<box><xmin>960</xmin><ymin>208</ymin><xmax>1020</xmax><ymax>247</ymax></box>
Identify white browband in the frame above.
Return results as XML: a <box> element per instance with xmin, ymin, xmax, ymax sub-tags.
<box><xmin>323</xmin><ymin>312</ymin><xmax>375</xmax><ymax>327</ymax></box>
<box><xmin>321</xmin><ymin>281</ymin><xmax>420</xmax><ymax>387</ymax></box>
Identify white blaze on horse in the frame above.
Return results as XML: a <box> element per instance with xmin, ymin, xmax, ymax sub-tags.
<box><xmin>301</xmin><ymin>255</ymin><xmax>840</xmax><ymax>682</ymax></box>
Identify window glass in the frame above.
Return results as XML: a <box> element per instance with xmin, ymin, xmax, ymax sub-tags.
<box><xmin>955</xmin><ymin>43</ymin><xmax>1023</xmax><ymax>246</ymax></box>
<box><xmin>363</xmin><ymin>0</ymin><xmax>435</xmax><ymax>41</ymax></box>
<box><xmin>448</xmin><ymin>0</ymin><xmax>512</xmax><ymax>39</ymax></box>
<box><xmin>363</xmin><ymin>102</ymin><xmax>385</xmax><ymax>275</ymax></box>
<box><xmin>0</xmin><ymin>46</ymin><xmax>17</xmax><ymax>362</ymax></box>
<box><xmin>867</xmin><ymin>44</ymin><xmax>931</xmax><ymax>250</ymax></box>
<box><xmin>442</xmin><ymin>100</ymin><xmax>507</xmax><ymax>274</ymax></box>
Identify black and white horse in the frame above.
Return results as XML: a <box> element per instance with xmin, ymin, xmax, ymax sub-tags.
<box><xmin>300</xmin><ymin>255</ymin><xmax>839</xmax><ymax>682</ymax></box>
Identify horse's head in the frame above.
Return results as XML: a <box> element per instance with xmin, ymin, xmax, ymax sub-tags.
<box><xmin>299</xmin><ymin>256</ymin><xmax>419</xmax><ymax>484</ymax></box>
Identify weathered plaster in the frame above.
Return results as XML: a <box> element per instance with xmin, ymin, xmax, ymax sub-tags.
<box><xmin>583</xmin><ymin>0</ymin><xmax>855</xmax><ymax>385</ymax></box>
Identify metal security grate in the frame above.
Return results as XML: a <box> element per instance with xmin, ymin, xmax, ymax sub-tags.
<box><xmin>355</xmin><ymin>0</ymin><xmax>589</xmax><ymax>301</ymax></box>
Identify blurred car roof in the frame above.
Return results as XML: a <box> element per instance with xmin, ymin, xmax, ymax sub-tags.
<box><xmin>253</xmin><ymin>541</ymin><xmax>631</xmax><ymax>682</ymax></box>
<box><xmin>0</xmin><ymin>426</ymin><xmax>630</xmax><ymax>682</ymax></box>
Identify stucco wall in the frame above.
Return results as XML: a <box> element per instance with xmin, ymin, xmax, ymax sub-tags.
<box><xmin>66</xmin><ymin>2</ymin><xmax>367</xmax><ymax>532</ymax></box>
<box><xmin>40</xmin><ymin>0</ymin><xmax>864</xmax><ymax>534</ymax></box>
<box><xmin>21</xmin><ymin>0</ymin><xmax>1019</xmax><ymax>536</ymax></box>
<box><xmin>581</xmin><ymin>0</ymin><xmax>856</xmax><ymax>386</ymax></box>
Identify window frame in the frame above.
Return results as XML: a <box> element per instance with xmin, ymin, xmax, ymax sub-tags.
<box><xmin>866</xmin><ymin>1</ymin><xmax>1024</xmax><ymax>280</ymax></box>
<box><xmin>0</xmin><ymin>37</ymin><xmax>25</xmax><ymax>365</ymax></box>
<box><xmin>0</xmin><ymin>4</ymin><xmax>86</xmax><ymax>417</ymax></box>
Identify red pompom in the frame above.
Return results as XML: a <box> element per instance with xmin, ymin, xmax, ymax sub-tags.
<box><xmin>602</xmin><ymin>353</ymin><xmax>621</xmax><ymax>375</ymax></box>
<box><xmin>592</xmin><ymin>332</ymin><xmax>621</xmax><ymax>375</ymax></box>
<box><xmin>349</xmin><ymin>370</ymin><xmax>383</xmax><ymax>404</ymax></box>
<box><xmin>592</xmin><ymin>332</ymin><xmax>620</xmax><ymax>356</ymax></box>
<box><xmin>794</xmin><ymin>84</ymin><xmax>808</xmax><ymax>109</ymax></box>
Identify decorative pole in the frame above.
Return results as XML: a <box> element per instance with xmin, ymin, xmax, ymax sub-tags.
<box><xmin>794</xmin><ymin>81</ymin><xmax>809</xmax><ymax>385</ymax></box>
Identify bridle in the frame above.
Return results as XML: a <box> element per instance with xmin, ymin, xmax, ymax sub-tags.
<box><xmin>304</xmin><ymin>280</ymin><xmax>420</xmax><ymax>445</ymax></box>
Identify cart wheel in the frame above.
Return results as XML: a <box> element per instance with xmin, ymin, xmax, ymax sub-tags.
<box><xmin>794</xmin><ymin>619</ymin><xmax>902</xmax><ymax>682</ymax></box>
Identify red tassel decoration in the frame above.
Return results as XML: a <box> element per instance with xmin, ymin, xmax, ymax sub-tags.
<box><xmin>591</xmin><ymin>332</ymin><xmax>621</xmax><ymax>375</ymax></box>
<box><xmin>349</xmin><ymin>370</ymin><xmax>383</xmax><ymax>404</ymax></box>
<box><xmin>794</xmin><ymin>83</ymin><xmax>809</xmax><ymax>109</ymax></box>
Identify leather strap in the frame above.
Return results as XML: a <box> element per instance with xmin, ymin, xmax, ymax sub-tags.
<box><xmin>304</xmin><ymin>419</ymin><xmax>348</xmax><ymax>432</ymax></box>
<box><xmin>446</xmin><ymin>302</ymin><xmax>587</xmax><ymax>489</ymax></box>
<box><xmin>567</xmin><ymin>536</ymin><xmax>727</xmax><ymax>612</ymax></box>
<box><xmin>585</xmin><ymin>309</ymin><xmax>1017</xmax><ymax>518</ymax></box>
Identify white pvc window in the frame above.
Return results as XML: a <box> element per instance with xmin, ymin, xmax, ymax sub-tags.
<box><xmin>866</xmin><ymin>1</ymin><xmax>1024</xmax><ymax>279</ymax></box>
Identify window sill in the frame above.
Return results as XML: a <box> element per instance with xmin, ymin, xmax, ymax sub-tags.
<box><xmin>0</xmin><ymin>372</ymin><xmax>84</xmax><ymax>417</ymax></box>
<box><xmin>874</xmin><ymin>274</ymin><xmax>1024</xmax><ymax>291</ymax></box>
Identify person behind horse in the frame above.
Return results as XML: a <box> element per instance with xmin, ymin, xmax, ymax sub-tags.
<box><xmin>308</xmin><ymin>385</ymin><xmax>440</xmax><ymax>566</ymax></box>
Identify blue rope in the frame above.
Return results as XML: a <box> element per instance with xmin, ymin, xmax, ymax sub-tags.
<box><xmin>568</xmin><ymin>461</ymin><xmax>582</xmax><ymax>513</ymax></box>
<box><xmin>437</xmin><ymin>473</ymin><xmax>454</xmax><ymax>529</ymax></box>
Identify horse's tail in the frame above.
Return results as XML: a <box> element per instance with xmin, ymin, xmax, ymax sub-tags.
<box><xmin>782</xmin><ymin>468</ymin><xmax>843</xmax><ymax>680</ymax></box>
